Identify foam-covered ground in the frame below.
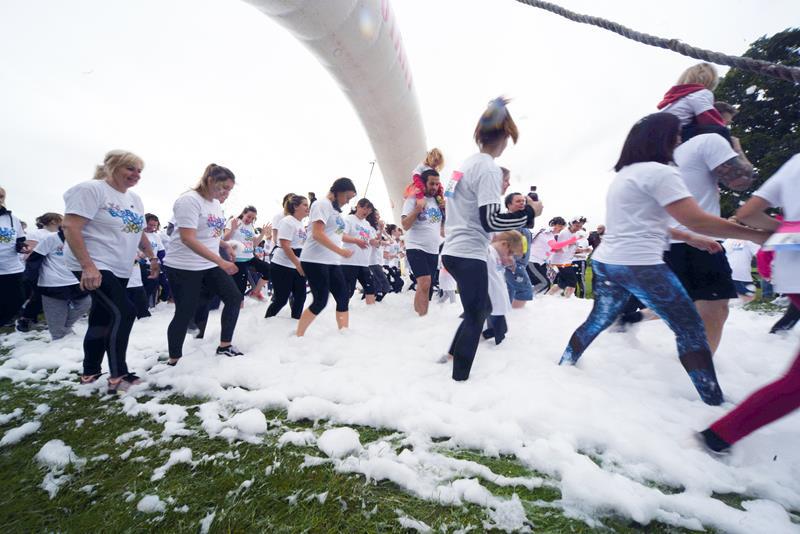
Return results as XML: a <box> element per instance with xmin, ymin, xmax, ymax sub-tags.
<box><xmin>1</xmin><ymin>292</ymin><xmax>799</xmax><ymax>532</ymax></box>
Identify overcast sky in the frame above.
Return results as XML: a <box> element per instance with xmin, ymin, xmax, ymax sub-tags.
<box><xmin>1</xmin><ymin>0</ymin><xmax>797</xmax><ymax>230</ymax></box>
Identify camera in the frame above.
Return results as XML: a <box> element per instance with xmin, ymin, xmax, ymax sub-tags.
<box><xmin>528</xmin><ymin>186</ymin><xmax>538</xmax><ymax>202</ymax></box>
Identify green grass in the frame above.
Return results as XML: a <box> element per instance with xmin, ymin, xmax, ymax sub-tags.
<box><xmin>0</xmin><ymin>376</ymin><xmax>723</xmax><ymax>533</ymax></box>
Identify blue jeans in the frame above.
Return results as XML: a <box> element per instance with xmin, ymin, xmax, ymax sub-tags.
<box><xmin>559</xmin><ymin>260</ymin><xmax>723</xmax><ymax>405</ymax></box>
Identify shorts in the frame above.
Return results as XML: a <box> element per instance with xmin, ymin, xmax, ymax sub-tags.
<box><xmin>663</xmin><ymin>243</ymin><xmax>737</xmax><ymax>301</ymax></box>
<box><xmin>406</xmin><ymin>249</ymin><xmax>439</xmax><ymax>278</ymax></box>
<box><xmin>556</xmin><ymin>265</ymin><xmax>578</xmax><ymax>289</ymax></box>
<box><xmin>505</xmin><ymin>268</ymin><xmax>533</xmax><ymax>301</ymax></box>
<box><xmin>733</xmin><ymin>280</ymin><xmax>755</xmax><ymax>296</ymax></box>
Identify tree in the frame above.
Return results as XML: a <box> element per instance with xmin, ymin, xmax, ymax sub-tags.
<box><xmin>714</xmin><ymin>28</ymin><xmax>800</xmax><ymax>217</ymax></box>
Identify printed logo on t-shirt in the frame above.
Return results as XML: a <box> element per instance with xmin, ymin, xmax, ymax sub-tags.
<box><xmin>297</xmin><ymin>228</ymin><xmax>308</xmax><ymax>242</ymax></box>
<box><xmin>207</xmin><ymin>214</ymin><xmax>226</xmax><ymax>237</ymax></box>
<box><xmin>357</xmin><ymin>225</ymin><xmax>371</xmax><ymax>241</ymax></box>
<box><xmin>0</xmin><ymin>226</ymin><xmax>15</xmax><ymax>243</ymax></box>
<box><xmin>105</xmin><ymin>203</ymin><xmax>144</xmax><ymax>233</ymax></box>
<box><xmin>55</xmin><ymin>244</ymin><xmax>64</xmax><ymax>257</ymax></box>
<box><xmin>335</xmin><ymin>215</ymin><xmax>345</xmax><ymax>235</ymax></box>
<box><xmin>418</xmin><ymin>206</ymin><xmax>442</xmax><ymax>223</ymax></box>
<box><xmin>239</xmin><ymin>228</ymin><xmax>255</xmax><ymax>253</ymax></box>
<box><xmin>444</xmin><ymin>171</ymin><xmax>463</xmax><ymax>198</ymax></box>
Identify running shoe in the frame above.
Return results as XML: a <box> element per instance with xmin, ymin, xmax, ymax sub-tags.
<box><xmin>216</xmin><ymin>345</ymin><xmax>244</xmax><ymax>357</ymax></box>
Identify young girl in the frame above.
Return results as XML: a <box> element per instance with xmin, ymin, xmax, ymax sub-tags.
<box><xmin>265</xmin><ymin>195</ymin><xmax>309</xmax><ymax>319</ymax></box>
<box><xmin>483</xmin><ymin>231</ymin><xmax>524</xmax><ymax>344</ymax></box>
<box><xmin>657</xmin><ymin>62</ymin><xmax>730</xmax><ymax>143</ymax></box>
<box><xmin>296</xmin><ymin>178</ymin><xmax>357</xmax><ymax>337</ymax></box>
<box><xmin>699</xmin><ymin>153</ymin><xmax>800</xmax><ymax>451</ymax></box>
<box><xmin>224</xmin><ymin>206</ymin><xmax>271</xmax><ymax>300</ymax></box>
<box><xmin>163</xmin><ymin>164</ymin><xmax>243</xmax><ymax>365</ymax></box>
<box><xmin>340</xmin><ymin>198</ymin><xmax>378</xmax><ymax>305</ymax></box>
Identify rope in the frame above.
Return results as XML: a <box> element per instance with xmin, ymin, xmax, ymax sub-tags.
<box><xmin>514</xmin><ymin>0</ymin><xmax>800</xmax><ymax>84</ymax></box>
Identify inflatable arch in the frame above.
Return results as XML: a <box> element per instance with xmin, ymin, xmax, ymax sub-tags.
<box><xmin>243</xmin><ymin>0</ymin><xmax>427</xmax><ymax>221</ymax></box>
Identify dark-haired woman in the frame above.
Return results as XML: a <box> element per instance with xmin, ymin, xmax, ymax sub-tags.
<box><xmin>61</xmin><ymin>150</ymin><xmax>159</xmax><ymax>393</ymax></box>
<box><xmin>296</xmin><ymin>178</ymin><xmax>357</xmax><ymax>337</ymax></box>
<box><xmin>224</xmin><ymin>206</ymin><xmax>271</xmax><ymax>300</ymax></box>
<box><xmin>441</xmin><ymin>98</ymin><xmax>542</xmax><ymax>381</ymax></box>
<box><xmin>265</xmin><ymin>195</ymin><xmax>309</xmax><ymax>319</ymax></box>
<box><xmin>341</xmin><ymin>198</ymin><xmax>378</xmax><ymax>305</ymax></box>
<box><xmin>558</xmin><ymin>113</ymin><xmax>767</xmax><ymax>405</ymax></box>
<box><xmin>164</xmin><ymin>164</ymin><xmax>244</xmax><ymax>365</ymax></box>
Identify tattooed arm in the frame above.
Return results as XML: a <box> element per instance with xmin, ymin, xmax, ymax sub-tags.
<box><xmin>711</xmin><ymin>138</ymin><xmax>754</xmax><ymax>191</ymax></box>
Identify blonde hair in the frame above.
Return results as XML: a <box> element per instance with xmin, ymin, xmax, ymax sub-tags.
<box><xmin>677</xmin><ymin>63</ymin><xmax>719</xmax><ymax>90</ymax></box>
<box><xmin>423</xmin><ymin>148</ymin><xmax>445</xmax><ymax>171</ymax></box>
<box><xmin>494</xmin><ymin>230</ymin><xmax>524</xmax><ymax>256</ymax></box>
<box><xmin>193</xmin><ymin>163</ymin><xmax>236</xmax><ymax>198</ymax></box>
<box><xmin>93</xmin><ymin>150</ymin><xmax>144</xmax><ymax>180</ymax></box>
<box><xmin>474</xmin><ymin>97</ymin><xmax>519</xmax><ymax>148</ymax></box>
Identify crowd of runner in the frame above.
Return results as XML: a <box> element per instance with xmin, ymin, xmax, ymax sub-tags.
<box><xmin>1</xmin><ymin>62</ymin><xmax>798</xmax><ymax>454</ymax></box>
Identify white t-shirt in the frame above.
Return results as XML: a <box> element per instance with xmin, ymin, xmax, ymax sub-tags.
<box><xmin>26</xmin><ymin>227</ymin><xmax>53</xmax><ymax>244</ymax></box>
<box><xmin>550</xmin><ymin>228</ymin><xmax>581</xmax><ymax>265</ymax></box>
<box><xmin>300</xmin><ymin>198</ymin><xmax>345</xmax><ymax>265</ymax></box>
<box><xmin>127</xmin><ymin>260</ymin><xmax>143</xmax><ymax>288</ymax></box>
<box><xmin>661</xmin><ymin>89</ymin><xmax>716</xmax><ymax>127</ymax></box>
<box><xmin>572</xmin><ymin>233</ymin><xmax>591</xmax><ymax>261</ymax></box>
<box><xmin>272</xmin><ymin>215</ymin><xmax>307</xmax><ymax>269</ymax></box>
<box><xmin>0</xmin><ymin>212</ymin><xmax>25</xmax><ymax>274</ymax></box>
<box><xmin>402</xmin><ymin>197</ymin><xmax>443</xmax><ymax>254</ymax></box>
<box><xmin>164</xmin><ymin>191</ymin><xmax>226</xmax><ymax>271</ymax></box>
<box><xmin>144</xmin><ymin>231</ymin><xmax>164</xmax><ymax>255</ymax></box>
<box><xmin>670</xmin><ymin>134</ymin><xmax>737</xmax><ymax>241</ymax></box>
<box><xmin>63</xmin><ymin>180</ymin><xmax>145</xmax><ymax>278</ymax></box>
<box><xmin>271</xmin><ymin>211</ymin><xmax>284</xmax><ymax>230</ymax></box>
<box><xmin>32</xmin><ymin>232</ymin><xmax>76</xmax><ymax>287</ymax></box>
<box><xmin>442</xmin><ymin>153</ymin><xmax>503</xmax><ymax>262</ymax></box>
<box><xmin>227</xmin><ymin>221</ymin><xmax>257</xmax><ymax>262</ymax></box>
<box><xmin>487</xmin><ymin>246</ymin><xmax>511</xmax><ymax>316</ymax></box>
<box><xmin>753</xmin><ymin>153</ymin><xmax>800</xmax><ymax>293</ymax></box>
<box><xmin>723</xmin><ymin>239</ymin><xmax>759</xmax><ymax>282</ymax></box>
<box><xmin>528</xmin><ymin>229</ymin><xmax>553</xmax><ymax>264</ymax></box>
<box><xmin>369</xmin><ymin>234</ymin><xmax>382</xmax><ymax>266</ymax></box>
<box><xmin>341</xmin><ymin>214</ymin><xmax>374</xmax><ymax>267</ymax></box>
<box><xmin>593</xmin><ymin>162</ymin><xmax>692</xmax><ymax>266</ymax></box>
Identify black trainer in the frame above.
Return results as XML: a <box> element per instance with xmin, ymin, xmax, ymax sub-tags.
<box><xmin>216</xmin><ymin>345</ymin><xmax>244</xmax><ymax>357</ymax></box>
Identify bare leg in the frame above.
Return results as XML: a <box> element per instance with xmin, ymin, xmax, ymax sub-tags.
<box><xmin>296</xmin><ymin>309</ymin><xmax>317</xmax><ymax>337</ymax></box>
<box><xmin>695</xmin><ymin>299</ymin><xmax>729</xmax><ymax>355</ymax></box>
<box><xmin>414</xmin><ymin>276</ymin><xmax>432</xmax><ymax>316</ymax></box>
<box><xmin>336</xmin><ymin>311</ymin><xmax>349</xmax><ymax>330</ymax></box>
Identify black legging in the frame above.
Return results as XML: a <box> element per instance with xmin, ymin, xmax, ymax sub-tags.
<box><xmin>527</xmin><ymin>262</ymin><xmax>550</xmax><ymax>294</ymax></box>
<box><xmin>232</xmin><ymin>256</ymin><xmax>270</xmax><ymax>295</ymax></box>
<box><xmin>126</xmin><ymin>287</ymin><xmax>151</xmax><ymax>319</ymax></box>
<box><xmin>442</xmin><ymin>255</ymin><xmax>491</xmax><ymax>381</ymax></box>
<box><xmin>166</xmin><ymin>266</ymin><xmax>243</xmax><ymax>358</ymax></box>
<box><xmin>301</xmin><ymin>261</ymin><xmax>348</xmax><ymax>315</ymax></box>
<box><xmin>73</xmin><ymin>270</ymin><xmax>136</xmax><ymax>378</ymax></box>
<box><xmin>342</xmin><ymin>265</ymin><xmax>375</xmax><ymax>298</ymax></box>
<box><xmin>266</xmin><ymin>262</ymin><xmax>306</xmax><ymax>319</ymax></box>
<box><xmin>0</xmin><ymin>273</ymin><xmax>25</xmax><ymax>327</ymax></box>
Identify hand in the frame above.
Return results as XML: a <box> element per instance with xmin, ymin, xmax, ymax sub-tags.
<box><xmin>731</xmin><ymin>136</ymin><xmax>743</xmax><ymax>154</ymax></box>
<box><xmin>340</xmin><ymin>248</ymin><xmax>354</xmax><ymax>258</ymax></box>
<box><xmin>230</xmin><ymin>217</ymin><xmax>240</xmax><ymax>231</ymax></box>
<box><xmin>526</xmin><ymin>197</ymin><xmax>544</xmax><ymax>216</ymax></box>
<box><xmin>261</xmin><ymin>223</ymin><xmax>272</xmax><ymax>236</ymax></box>
<box><xmin>686</xmin><ymin>235</ymin><xmax>723</xmax><ymax>253</ymax></box>
<box><xmin>415</xmin><ymin>197</ymin><xmax>426</xmax><ymax>211</ymax></box>
<box><xmin>220</xmin><ymin>260</ymin><xmax>239</xmax><ymax>275</ymax></box>
<box><xmin>148</xmin><ymin>261</ymin><xmax>161</xmax><ymax>279</ymax></box>
<box><xmin>296</xmin><ymin>263</ymin><xmax>306</xmax><ymax>277</ymax></box>
<box><xmin>749</xmin><ymin>229</ymin><xmax>771</xmax><ymax>245</ymax></box>
<box><xmin>356</xmin><ymin>239</ymin><xmax>368</xmax><ymax>249</ymax></box>
<box><xmin>80</xmin><ymin>264</ymin><xmax>102</xmax><ymax>291</ymax></box>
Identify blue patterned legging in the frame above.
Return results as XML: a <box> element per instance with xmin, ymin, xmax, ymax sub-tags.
<box><xmin>559</xmin><ymin>260</ymin><xmax>723</xmax><ymax>405</ymax></box>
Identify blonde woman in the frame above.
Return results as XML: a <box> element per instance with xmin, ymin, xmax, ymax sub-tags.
<box><xmin>62</xmin><ymin>150</ymin><xmax>159</xmax><ymax>393</ymax></box>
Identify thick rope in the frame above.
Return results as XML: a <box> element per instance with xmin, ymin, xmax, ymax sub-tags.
<box><xmin>514</xmin><ymin>0</ymin><xmax>800</xmax><ymax>84</ymax></box>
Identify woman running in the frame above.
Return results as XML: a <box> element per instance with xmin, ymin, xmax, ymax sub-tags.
<box><xmin>441</xmin><ymin>97</ymin><xmax>542</xmax><ymax>380</ymax></box>
<box><xmin>163</xmin><ymin>164</ymin><xmax>243</xmax><ymax>365</ymax></box>
<box><xmin>699</xmin><ymin>153</ymin><xmax>799</xmax><ymax>451</ymax></box>
<box><xmin>224</xmin><ymin>205</ymin><xmax>270</xmax><ymax>299</ymax></box>
<box><xmin>265</xmin><ymin>195</ymin><xmax>309</xmax><ymax>319</ymax></box>
<box><xmin>295</xmin><ymin>178</ymin><xmax>356</xmax><ymax>336</ymax></box>
<box><xmin>61</xmin><ymin>150</ymin><xmax>159</xmax><ymax>393</ymax></box>
<box><xmin>557</xmin><ymin>113</ymin><xmax>768</xmax><ymax>405</ymax></box>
